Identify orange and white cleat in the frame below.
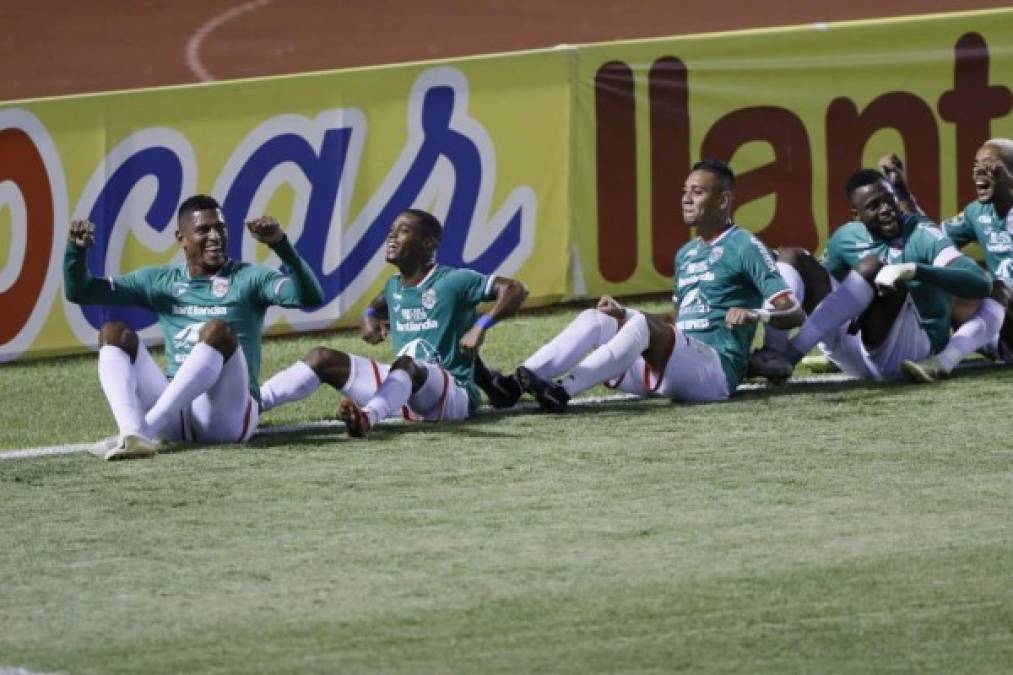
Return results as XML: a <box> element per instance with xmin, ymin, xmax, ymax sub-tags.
<box><xmin>338</xmin><ymin>399</ymin><xmax>373</xmax><ymax>438</ymax></box>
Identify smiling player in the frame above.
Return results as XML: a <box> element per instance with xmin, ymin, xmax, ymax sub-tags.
<box><xmin>259</xmin><ymin>209</ymin><xmax>528</xmax><ymax>438</ymax></box>
<box><xmin>64</xmin><ymin>194</ymin><xmax>324</xmax><ymax>459</ymax></box>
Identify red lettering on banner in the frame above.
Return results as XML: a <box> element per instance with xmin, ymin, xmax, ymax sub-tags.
<box><xmin>702</xmin><ymin>107</ymin><xmax>817</xmax><ymax>252</ymax></box>
<box><xmin>826</xmin><ymin>93</ymin><xmax>940</xmax><ymax>226</ymax></box>
<box><xmin>938</xmin><ymin>32</ymin><xmax>1012</xmax><ymax>208</ymax></box>
<box><xmin>0</xmin><ymin>128</ymin><xmax>53</xmax><ymax>345</ymax></box>
<box><xmin>648</xmin><ymin>57</ymin><xmax>690</xmax><ymax>277</ymax></box>
<box><xmin>595</xmin><ymin>61</ymin><xmax>638</xmax><ymax>283</ymax></box>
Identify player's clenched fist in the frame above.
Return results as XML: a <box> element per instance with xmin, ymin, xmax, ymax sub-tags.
<box><xmin>596</xmin><ymin>295</ymin><xmax>625</xmax><ymax>321</ymax></box>
<box><xmin>69</xmin><ymin>219</ymin><xmax>96</xmax><ymax>249</ymax></box>
<box><xmin>245</xmin><ymin>216</ymin><xmax>285</xmax><ymax>245</ymax></box>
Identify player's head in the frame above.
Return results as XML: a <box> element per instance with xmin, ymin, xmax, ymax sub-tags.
<box><xmin>846</xmin><ymin>169</ymin><xmax>900</xmax><ymax>240</ymax></box>
<box><xmin>682</xmin><ymin>159</ymin><xmax>735</xmax><ymax>229</ymax></box>
<box><xmin>973</xmin><ymin>139</ymin><xmax>1013</xmax><ymax>204</ymax></box>
<box><xmin>385</xmin><ymin>209</ymin><xmax>442</xmax><ymax>268</ymax></box>
<box><xmin>176</xmin><ymin>194</ymin><xmax>228</xmax><ymax>274</ymax></box>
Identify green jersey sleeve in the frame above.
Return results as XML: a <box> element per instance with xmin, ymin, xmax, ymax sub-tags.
<box><xmin>942</xmin><ymin>210</ymin><xmax>976</xmax><ymax>248</ymax></box>
<box><xmin>738</xmin><ymin>235</ymin><xmax>790</xmax><ymax>300</ymax></box>
<box><xmin>63</xmin><ymin>242</ymin><xmax>160</xmax><ymax>307</ymax></box>
<box><xmin>448</xmin><ymin>268</ymin><xmax>495</xmax><ymax>306</ymax></box>
<box><xmin>258</xmin><ymin>237</ymin><xmax>324</xmax><ymax>308</ymax></box>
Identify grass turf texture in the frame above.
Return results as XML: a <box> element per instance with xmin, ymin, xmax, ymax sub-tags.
<box><xmin>2</xmin><ymin>299</ymin><xmax>1013</xmax><ymax>673</ymax></box>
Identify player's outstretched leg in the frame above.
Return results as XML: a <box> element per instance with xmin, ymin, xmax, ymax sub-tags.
<box><xmin>93</xmin><ymin>321</ymin><xmax>161</xmax><ymax>460</ymax></box>
<box><xmin>338</xmin><ymin>398</ymin><xmax>372</xmax><ymax>438</ymax></box>
<box><xmin>143</xmin><ymin>319</ymin><xmax>235</xmax><ymax>438</ymax></box>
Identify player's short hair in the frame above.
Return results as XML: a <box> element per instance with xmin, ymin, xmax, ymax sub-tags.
<box><xmin>405</xmin><ymin>209</ymin><xmax>443</xmax><ymax>242</ymax></box>
<box><xmin>178</xmin><ymin>194</ymin><xmax>222</xmax><ymax>222</ymax></box>
<box><xmin>845</xmin><ymin>169</ymin><xmax>886</xmax><ymax>199</ymax></box>
<box><xmin>983</xmin><ymin>138</ymin><xmax>1013</xmax><ymax>167</ymax></box>
<box><xmin>691</xmin><ymin>159</ymin><xmax>736</xmax><ymax>191</ymax></box>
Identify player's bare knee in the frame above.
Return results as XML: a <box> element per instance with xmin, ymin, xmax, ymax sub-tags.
<box><xmin>303</xmin><ymin>346</ymin><xmax>348</xmax><ymax>375</ymax></box>
<box><xmin>391</xmin><ymin>355</ymin><xmax>428</xmax><ymax>390</ymax></box>
<box><xmin>854</xmin><ymin>255</ymin><xmax>884</xmax><ymax>284</ymax></box>
<box><xmin>198</xmin><ymin>319</ymin><xmax>238</xmax><ymax>358</ymax></box>
<box><xmin>98</xmin><ymin>321</ymin><xmax>139</xmax><ymax>358</ymax></box>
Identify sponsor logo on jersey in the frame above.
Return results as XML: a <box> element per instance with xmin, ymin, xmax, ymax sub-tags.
<box><xmin>987</xmin><ymin>230</ymin><xmax>1013</xmax><ymax>252</ymax></box>
<box><xmin>421</xmin><ymin>288</ymin><xmax>437</xmax><ymax>310</ymax></box>
<box><xmin>397</xmin><ymin>338</ymin><xmax>442</xmax><ymax>364</ymax></box>
<box><xmin>212</xmin><ymin>277</ymin><xmax>230</xmax><ymax>298</ymax></box>
<box><xmin>679</xmin><ymin>288</ymin><xmax>711</xmax><ymax>315</ymax></box>
<box><xmin>676</xmin><ymin>319</ymin><xmax>710</xmax><ymax>330</ymax></box>
<box><xmin>172</xmin><ymin>305</ymin><xmax>228</xmax><ymax>317</ymax></box>
<box><xmin>173</xmin><ymin>283</ymin><xmax>188</xmax><ymax>297</ymax></box>
<box><xmin>979</xmin><ymin>214</ymin><xmax>993</xmax><ymax>224</ymax></box>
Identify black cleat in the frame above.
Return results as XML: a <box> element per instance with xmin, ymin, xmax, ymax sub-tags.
<box><xmin>747</xmin><ymin>346</ymin><xmax>794</xmax><ymax>385</ymax></box>
<box><xmin>515</xmin><ymin>366</ymin><xmax>570</xmax><ymax>413</ymax></box>
<box><xmin>484</xmin><ymin>370</ymin><xmax>523</xmax><ymax>409</ymax></box>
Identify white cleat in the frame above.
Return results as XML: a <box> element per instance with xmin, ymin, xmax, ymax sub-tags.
<box><xmin>90</xmin><ymin>433</ymin><xmax>158</xmax><ymax>461</ymax></box>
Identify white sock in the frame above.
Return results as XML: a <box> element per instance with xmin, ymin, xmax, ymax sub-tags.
<box><xmin>790</xmin><ymin>270</ymin><xmax>874</xmax><ymax>358</ymax></box>
<box><xmin>523</xmin><ymin>308</ymin><xmax>618</xmax><ymax>378</ymax></box>
<box><xmin>260</xmin><ymin>361</ymin><xmax>321</xmax><ymax>412</ymax></box>
<box><xmin>563</xmin><ymin>311</ymin><xmax>650</xmax><ymax>397</ymax></box>
<box><xmin>763</xmin><ymin>262</ymin><xmax>806</xmax><ymax>353</ymax></box>
<box><xmin>363</xmin><ymin>368</ymin><xmax>412</xmax><ymax>424</ymax></box>
<box><xmin>97</xmin><ymin>345</ymin><xmax>145</xmax><ymax>437</ymax></box>
<box><xmin>144</xmin><ymin>342</ymin><xmax>224</xmax><ymax>437</ymax></box>
<box><xmin>937</xmin><ymin>298</ymin><xmax>1005</xmax><ymax>372</ymax></box>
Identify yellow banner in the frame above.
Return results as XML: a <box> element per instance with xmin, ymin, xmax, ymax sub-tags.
<box><xmin>0</xmin><ymin>51</ymin><xmax>573</xmax><ymax>360</ymax></box>
<box><xmin>571</xmin><ymin>8</ymin><xmax>1013</xmax><ymax>295</ymax></box>
<box><xmin>3</xmin><ymin>8</ymin><xmax>1012</xmax><ymax>361</ymax></box>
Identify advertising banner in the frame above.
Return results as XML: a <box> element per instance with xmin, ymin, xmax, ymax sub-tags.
<box><xmin>0</xmin><ymin>50</ymin><xmax>573</xmax><ymax>360</ymax></box>
<box><xmin>572</xmin><ymin>9</ymin><xmax>1013</xmax><ymax>296</ymax></box>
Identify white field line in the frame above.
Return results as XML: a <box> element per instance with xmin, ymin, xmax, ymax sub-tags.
<box><xmin>1</xmin><ymin>361</ymin><xmax>1005</xmax><ymax>462</ymax></box>
<box><xmin>184</xmin><ymin>0</ymin><xmax>273</xmax><ymax>82</ymax></box>
<box><xmin>0</xmin><ymin>668</ymin><xmax>63</xmax><ymax>675</ymax></box>
<box><xmin>0</xmin><ymin>375</ymin><xmax>856</xmax><ymax>461</ymax></box>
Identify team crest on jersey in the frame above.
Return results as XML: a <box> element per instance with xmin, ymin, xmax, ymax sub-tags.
<box><xmin>421</xmin><ymin>288</ymin><xmax>438</xmax><ymax>310</ymax></box>
<box><xmin>708</xmin><ymin>246</ymin><xmax>724</xmax><ymax>265</ymax></box>
<box><xmin>212</xmin><ymin>277</ymin><xmax>230</xmax><ymax>298</ymax></box>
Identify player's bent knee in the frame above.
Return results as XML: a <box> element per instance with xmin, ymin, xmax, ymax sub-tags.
<box><xmin>303</xmin><ymin>346</ymin><xmax>348</xmax><ymax>374</ymax></box>
<box><xmin>391</xmin><ymin>355</ymin><xmax>428</xmax><ymax>389</ymax></box>
<box><xmin>199</xmin><ymin>319</ymin><xmax>238</xmax><ymax>358</ymax></box>
<box><xmin>98</xmin><ymin>321</ymin><xmax>138</xmax><ymax>356</ymax></box>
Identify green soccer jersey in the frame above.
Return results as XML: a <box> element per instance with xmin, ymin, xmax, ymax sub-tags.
<box><xmin>64</xmin><ymin>238</ymin><xmax>322</xmax><ymax>406</ymax></box>
<box><xmin>673</xmin><ymin>225</ymin><xmax>790</xmax><ymax>391</ymax></box>
<box><xmin>384</xmin><ymin>265</ymin><xmax>495</xmax><ymax>413</ymax></box>
<box><xmin>821</xmin><ymin>213</ymin><xmax>958</xmax><ymax>352</ymax></box>
<box><xmin>942</xmin><ymin>201</ymin><xmax>1013</xmax><ymax>282</ymax></box>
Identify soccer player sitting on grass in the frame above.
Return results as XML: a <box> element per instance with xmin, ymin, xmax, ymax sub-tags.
<box><xmin>258</xmin><ymin>209</ymin><xmax>528</xmax><ymax>438</ymax></box>
<box><xmin>64</xmin><ymin>194</ymin><xmax>324</xmax><ymax>460</ymax></box>
<box><xmin>750</xmin><ymin>169</ymin><xmax>993</xmax><ymax>383</ymax></box>
<box><xmin>489</xmin><ymin>159</ymin><xmax>803</xmax><ymax>413</ymax></box>
<box><xmin>879</xmin><ymin>141</ymin><xmax>1013</xmax><ymax>382</ymax></box>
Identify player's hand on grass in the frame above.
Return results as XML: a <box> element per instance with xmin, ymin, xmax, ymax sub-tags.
<box><xmin>596</xmin><ymin>295</ymin><xmax>625</xmax><ymax>321</ymax></box>
<box><xmin>360</xmin><ymin>315</ymin><xmax>387</xmax><ymax>344</ymax></box>
<box><xmin>874</xmin><ymin>263</ymin><xmax>916</xmax><ymax>293</ymax></box>
<box><xmin>69</xmin><ymin>219</ymin><xmax>96</xmax><ymax>249</ymax></box>
<box><xmin>246</xmin><ymin>216</ymin><xmax>285</xmax><ymax>245</ymax></box>
<box><xmin>459</xmin><ymin>325</ymin><xmax>485</xmax><ymax>355</ymax></box>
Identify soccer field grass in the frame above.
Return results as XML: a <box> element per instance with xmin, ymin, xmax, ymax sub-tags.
<box><xmin>2</xmin><ymin>301</ymin><xmax>1013</xmax><ymax>674</ymax></box>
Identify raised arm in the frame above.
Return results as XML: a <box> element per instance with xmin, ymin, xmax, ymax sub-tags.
<box><xmin>247</xmin><ymin>217</ymin><xmax>324</xmax><ymax>308</ymax></box>
<box><xmin>458</xmin><ymin>276</ymin><xmax>528</xmax><ymax>354</ymax></box>
<box><xmin>879</xmin><ymin>153</ymin><xmax>923</xmax><ymax>216</ymax></box>
<box><xmin>64</xmin><ymin>219</ymin><xmax>149</xmax><ymax>306</ymax></box>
